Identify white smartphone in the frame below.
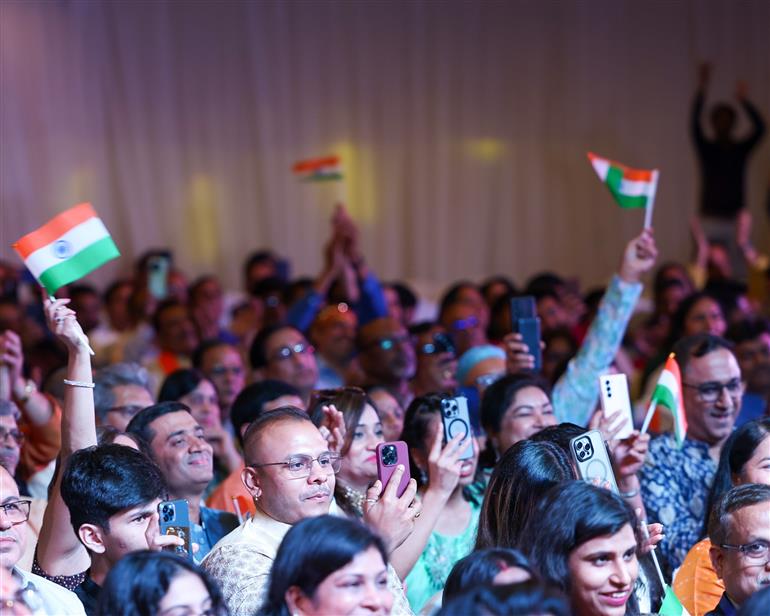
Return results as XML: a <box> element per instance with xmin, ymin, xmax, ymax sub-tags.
<box><xmin>598</xmin><ymin>373</ymin><xmax>634</xmax><ymax>440</ymax></box>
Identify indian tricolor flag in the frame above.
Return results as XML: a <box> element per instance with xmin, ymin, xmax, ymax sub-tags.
<box><xmin>292</xmin><ymin>155</ymin><xmax>343</xmax><ymax>182</ymax></box>
<box><xmin>650</xmin><ymin>354</ymin><xmax>688</xmax><ymax>446</ymax></box>
<box><xmin>588</xmin><ymin>152</ymin><xmax>659</xmax><ymax>210</ymax></box>
<box><xmin>13</xmin><ymin>203</ymin><xmax>120</xmax><ymax>295</ymax></box>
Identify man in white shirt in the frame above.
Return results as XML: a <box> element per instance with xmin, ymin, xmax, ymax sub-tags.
<box><xmin>0</xmin><ymin>465</ymin><xmax>85</xmax><ymax>615</ymax></box>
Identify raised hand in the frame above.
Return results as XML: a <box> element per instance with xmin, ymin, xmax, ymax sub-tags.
<box><xmin>610</xmin><ymin>431</ymin><xmax>650</xmax><ymax>480</ymax></box>
<box><xmin>0</xmin><ymin>330</ymin><xmax>24</xmax><ymax>385</ymax></box>
<box><xmin>425</xmin><ymin>430</ymin><xmax>465</xmax><ymax>497</ymax></box>
<box><xmin>363</xmin><ymin>465</ymin><xmax>420</xmax><ymax>552</ymax></box>
<box><xmin>43</xmin><ymin>296</ymin><xmax>90</xmax><ymax>354</ymax></box>
<box><xmin>317</xmin><ymin>404</ymin><xmax>346</xmax><ymax>454</ymax></box>
<box><xmin>588</xmin><ymin>407</ymin><xmax>630</xmax><ymax>444</ymax></box>
<box><xmin>618</xmin><ymin>228</ymin><xmax>658</xmax><ymax>284</ymax></box>
<box><xmin>503</xmin><ymin>332</ymin><xmax>542</xmax><ymax>374</ymax></box>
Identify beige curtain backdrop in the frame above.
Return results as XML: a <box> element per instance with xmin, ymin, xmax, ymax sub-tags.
<box><xmin>1</xmin><ymin>0</ymin><xmax>768</xmax><ymax>294</ymax></box>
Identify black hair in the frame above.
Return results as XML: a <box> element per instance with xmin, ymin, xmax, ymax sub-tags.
<box><xmin>665</xmin><ymin>291</ymin><xmax>725</xmax><ymax>350</ymax></box>
<box><xmin>151</xmin><ymin>299</ymin><xmax>188</xmax><ymax>334</ymax></box>
<box><xmin>480</xmin><ymin>276</ymin><xmax>517</xmax><ymax>303</ymax></box>
<box><xmin>443</xmin><ymin>548</ymin><xmax>534</xmax><ymax>601</ymax></box>
<box><xmin>530</xmin><ymin>422</ymin><xmax>586</xmax><ymax>457</ymax></box>
<box><xmin>242</xmin><ymin>407</ymin><xmax>312</xmax><ymax>466</ymax></box>
<box><xmin>158</xmin><ymin>369</ymin><xmax>208</xmax><ymax>403</ymax></box>
<box><xmin>250</xmin><ymin>276</ymin><xmax>286</xmax><ymax>301</ymax></box>
<box><xmin>61</xmin><ymin>444</ymin><xmax>166</xmax><ymax>540</ymax></box>
<box><xmin>68</xmin><ymin>283</ymin><xmax>99</xmax><ymax>299</ymax></box>
<box><xmin>258</xmin><ymin>515</ymin><xmax>387</xmax><ymax>616</ymax></box>
<box><xmin>96</xmin><ymin>425</ymin><xmax>141</xmax><ymax>448</ymax></box>
<box><xmin>524</xmin><ymin>482</ymin><xmax>640</xmax><ymax>602</ymax></box>
<box><xmin>704</xmin><ymin>418</ymin><xmax>770</xmax><ymax>536</ymax></box>
<box><xmin>249</xmin><ymin>323</ymin><xmax>293</xmax><ymax>369</ymax></box>
<box><xmin>725</xmin><ymin>318</ymin><xmax>770</xmax><ymax>346</ymax></box>
<box><xmin>230</xmin><ymin>380</ymin><xmax>302</xmax><ymax>447</ymax></box>
<box><xmin>391</xmin><ymin>281</ymin><xmax>417</xmax><ymax>310</ymax></box>
<box><xmin>135</xmin><ymin>249</ymin><xmax>173</xmax><ymax>276</ymax></box>
<box><xmin>309</xmin><ymin>387</ymin><xmax>379</xmax><ymax>457</ymax></box>
<box><xmin>126</xmin><ymin>401</ymin><xmax>192</xmax><ymax>457</ymax></box>
<box><xmin>438</xmin><ymin>581</ymin><xmax>570</xmax><ymax>616</ymax></box>
<box><xmin>438</xmin><ymin>281</ymin><xmax>480</xmax><ymax>321</ymax></box>
<box><xmin>708</xmin><ymin>483</ymin><xmax>770</xmax><ymax>546</ymax></box>
<box><xmin>400</xmin><ymin>393</ymin><xmax>447</xmax><ymax>488</ymax></box>
<box><xmin>191</xmin><ymin>339</ymin><xmax>233</xmax><ymax>370</ymax></box>
<box><xmin>672</xmin><ymin>333</ymin><xmax>735</xmax><ymax>377</ymax></box>
<box><xmin>96</xmin><ymin>551</ymin><xmax>227</xmax><ymax>616</ymax></box>
<box><xmin>524</xmin><ymin>272</ymin><xmax>565</xmax><ymax>297</ymax></box>
<box><xmin>475</xmin><ymin>440</ymin><xmax>574</xmax><ymax>551</ymax></box>
<box><xmin>243</xmin><ymin>250</ymin><xmax>277</xmax><ymax>282</ymax></box>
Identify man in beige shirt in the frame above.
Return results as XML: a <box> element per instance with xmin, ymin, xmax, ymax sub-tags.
<box><xmin>202</xmin><ymin>406</ymin><xmax>419</xmax><ymax>615</ymax></box>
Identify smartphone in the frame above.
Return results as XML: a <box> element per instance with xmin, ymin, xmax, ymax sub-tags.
<box><xmin>599</xmin><ymin>373</ymin><xmax>634</xmax><ymax>440</ymax></box>
<box><xmin>158</xmin><ymin>499</ymin><xmax>193</xmax><ymax>561</ymax></box>
<box><xmin>569</xmin><ymin>430</ymin><xmax>619</xmax><ymax>494</ymax></box>
<box><xmin>510</xmin><ymin>296</ymin><xmax>542</xmax><ymax>371</ymax></box>
<box><xmin>147</xmin><ymin>254</ymin><xmax>171</xmax><ymax>300</ymax></box>
<box><xmin>376</xmin><ymin>441</ymin><xmax>411</xmax><ymax>497</ymax></box>
<box><xmin>440</xmin><ymin>396</ymin><xmax>474</xmax><ymax>460</ymax></box>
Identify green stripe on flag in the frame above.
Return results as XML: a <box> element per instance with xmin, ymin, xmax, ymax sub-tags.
<box><xmin>38</xmin><ymin>237</ymin><xmax>121</xmax><ymax>294</ymax></box>
<box><xmin>659</xmin><ymin>584</ymin><xmax>685</xmax><ymax>615</ymax></box>
<box><xmin>606</xmin><ymin>166</ymin><xmax>648</xmax><ymax>209</ymax></box>
<box><xmin>651</xmin><ymin>383</ymin><xmax>677</xmax><ymax>412</ymax></box>
<box><xmin>303</xmin><ymin>173</ymin><xmax>344</xmax><ymax>182</ymax></box>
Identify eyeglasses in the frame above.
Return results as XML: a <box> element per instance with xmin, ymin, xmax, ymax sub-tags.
<box><xmin>449</xmin><ymin>316</ymin><xmax>480</xmax><ymax>332</ymax></box>
<box><xmin>106</xmin><ymin>405</ymin><xmax>145</xmax><ymax>419</ymax></box>
<box><xmin>0</xmin><ymin>427</ymin><xmax>24</xmax><ymax>445</ymax></box>
<box><xmin>250</xmin><ymin>452</ymin><xmax>342</xmax><ymax>478</ymax></box>
<box><xmin>0</xmin><ymin>499</ymin><xmax>32</xmax><ymax>525</ymax></box>
<box><xmin>366</xmin><ymin>333</ymin><xmax>410</xmax><ymax>351</ymax></box>
<box><xmin>419</xmin><ymin>333</ymin><xmax>456</xmax><ymax>356</ymax></box>
<box><xmin>683</xmin><ymin>378</ymin><xmax>743</xmax><ymax>403</ymax></box>
<box><xmin>209</xmin><ymin>365</ymin><xmax>243</xmax><ymax>378</ymax></box>
<box><xmin>475</xmin><ymin>372</ymin><xmax>504</xmax><ymax>388</ymax></box>
<box><xmin>720</xmin><ymin>539</ymin><xmax>770</xmax><ymax>562</ymax></box>
<box><xmin>270</xmin><ymin>342</ymin><xmax>314</xmax><ymax>362</ymax></box>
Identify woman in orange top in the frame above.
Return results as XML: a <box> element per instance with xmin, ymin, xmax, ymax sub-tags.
<box><xmin>674</xmin><ymin>417</ymin><xmax>770</xmax><ymax>615</ymax></box>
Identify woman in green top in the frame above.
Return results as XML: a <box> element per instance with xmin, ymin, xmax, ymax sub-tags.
<box><xmin>394</xmin><ymin>394</ymin><xmax>482</xmax><ymax>613</ymax></box>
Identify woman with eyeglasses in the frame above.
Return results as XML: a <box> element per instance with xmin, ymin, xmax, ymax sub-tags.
<box><xmin>259</xmin><ymin>515</ymin><xmax>392</xmax><ymax>616</ymax></box>
<box><xmin>159</xmin><ymin>369</ymin><xmax>241</xmax><ymax>494</ymax></box>
<box><xmin>97</xmin><ymin>551</ymin><xmax>228</xmax><ymax>616</ymax></box>
<box><xmin>674</xmin><ymin>418</ymin><xmax>770</xmax><ymax>616</ymax></box>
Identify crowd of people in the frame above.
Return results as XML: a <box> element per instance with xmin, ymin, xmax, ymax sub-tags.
<box><xmin>1</xmin><ymin>75</ymin><xmax>769</xmax><ymax>615</ymax></box>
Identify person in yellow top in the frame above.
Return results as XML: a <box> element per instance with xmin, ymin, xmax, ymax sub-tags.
<box><xmin>674</xmin><ymin>417</ymin><xmax>770</xmax><ymax>615</ymax></box>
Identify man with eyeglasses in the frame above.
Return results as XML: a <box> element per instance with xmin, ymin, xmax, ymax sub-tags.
<box><xmin>193</xmin><ymin>340</ymin><xmax>246</xmax><ymax>427</ymax></box>
<box><xmin>356</xmin><ymin>317</ymin><xmax>416</xmax><ymax>409</ymax></box>
<box><xmin>202</xmin><ymin>406</ymin><xmax>419</xmax><ymax>615</ymax></box>
<box><xmin>707</xmin><ymin>483</ymin><xmax>770</xmax><ymax>615</ymax></box>
<box><xmin>93</xmin><ymin>362</ymin><xmax>155</xmax><ymax>431</ymax></box>
<box><xmin>639</xmin><ymin>333</ymin><xmax>744</xmax><ymax>573</ymax></box>
<box><xmin>249</xmin><ymin>324</ymin><xmax>319</xmax><ymax>404</ymax></box>
<box><xmin>127</xmin><ymin>402</ymin><xmax>238</xmax><ymax>562</ymax></box>
<box><xmin>0</xmin><ymin>464</ymin><xmax>86</xmax><ymax>614</ymax></box>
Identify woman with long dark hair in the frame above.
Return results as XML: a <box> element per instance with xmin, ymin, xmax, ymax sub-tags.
<box><xmin>258</xmin><ymin>515</ymin><xmax>392</xmax><ymax>616</ymax></box>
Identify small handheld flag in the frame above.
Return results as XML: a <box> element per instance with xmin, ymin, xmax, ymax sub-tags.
<box><xmin>641</xmin><ymin>353</ymin><xmax>687</xmax><ymax>445</ymax></box>
<box><xmin>292</xmin><ymin>155</ymin><xmax>343</xmax><ymax>182</ymax></box>
<box><xmin>587</xmin><ymin>152</ymin><xmax>659</xmax><ymax>228</ymax></box>
<box><xmin>659</xmin><ymin>584</ymin><xmax>690</xmax><ymax>616</ymax></box>
<box><xmin>13</xmin><ymin>203</ymin><xmax>121</xmax><ymax>295</ymax></box>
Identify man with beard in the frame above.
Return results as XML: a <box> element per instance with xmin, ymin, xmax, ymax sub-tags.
<box><xmin>309</xmin><ymin>304</ymin><xmax>358</xmax><ymax>389</ymax></box>
<box><xmin>410</xmin><ymin>323</ymin><xmax>458</xmax><ymax>397</ymax></box>
<box><xmin>126</xmin><ymin>402</ymin><xmax>238</xmax><ymax>562</ymax></box>
<box><xmin>356</xmin><ymin>317</ymin><xmax>416</xmax><ymax>410</ymax></box>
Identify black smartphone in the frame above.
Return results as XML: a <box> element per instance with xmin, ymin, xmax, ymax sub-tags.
<box><xmin>510</xmin><ymin>296</ymin><xmax>542</xmax><ymax>371</ymax></box>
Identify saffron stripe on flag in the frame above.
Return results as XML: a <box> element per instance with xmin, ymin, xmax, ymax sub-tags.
<box><xmin>37</xmin><ymin>237</ymin><xmax>121</xmax><ymax>292</ymax></box>
<box><xmin>14</xmin><ymin>203</ymin><xmax>97</xmax><ymax>259</ymax></box>
<box><xmin>23</xmin><ymin>217</ymin><xmax>112</xmax><ymax>278</ymax></box>
<box><xmin>293</xmin><ymin>156</ymin><xmax>340</xmax><ymax>174</ymax></box>
<box><xmin>606</xmin><ymin>167</ymin><xmax>648</xmax><ymax>208</ymax></box>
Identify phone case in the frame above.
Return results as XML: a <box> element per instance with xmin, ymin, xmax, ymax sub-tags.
<box><xmin>440</xmin><ymin>396</ymin><xmax>474</xmax><ymax>460</ymax></box>
<box><xmin>376</xmin><ymin>441</ymin><xmax>411</xmax><ymax>497</ymax></box>
<box><xmin>599</xmin><ymin>374</ymin><xmax>634</xmax><ymax>440</ymax></box>
<box><xmin>570</xmin><ymin>430</ymin><xmax>619</xmax><ymax>494</ymax></box>
<box><xmin>147</xmin><ymin>256</ymin><xmax>170</xmax><ymax>300</ymax></box>
<box><xmin>158</xmin><ymin>499</ymin><xmax>193</xmax><ymax>561</ymax></box>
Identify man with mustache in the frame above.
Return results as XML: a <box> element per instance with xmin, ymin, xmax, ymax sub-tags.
<box><xmin>707</xmin><ymin>484</ymin><xmax>770</xmax><ymax>615</ymax></box>
<box><xmin>202</xmin><ymin>406</ymin><xmax>420</xmax><ymax>615</ymax></box>
<box><xmin>127</xmin><ymin>402</ymin><xmax>238</xmax><ymax>562</ymax></box>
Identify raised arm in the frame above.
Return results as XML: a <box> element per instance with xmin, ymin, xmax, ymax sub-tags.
<box><xmin>735</xmin><ymin>80</ymin><xmax>766</xmax><ymax>149</ymax></box>
<box><xmin>691</xmin><ymin>63</ymin><xmax>710</xmax><ymax>150</ymax></box>
<box><xmin>36</xmin><ymin>297</ymin><xmax>96</xmax><ymax>576</ymax></box>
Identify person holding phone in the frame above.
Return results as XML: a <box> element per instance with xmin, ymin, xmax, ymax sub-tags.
<box><xmin>525</xmin><ymin>481</ymin><xmax>642</xmax><ymax>616</ymax></box>
<box><xmin>395</xmin><ymin>394</ymin><xmax>481</xmax><ymax>613</ymax></box>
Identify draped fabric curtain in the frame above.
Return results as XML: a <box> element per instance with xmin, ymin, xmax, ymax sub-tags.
<box><xmin>2</xmin><ymin>0</ymin><xmax>768</xmax><ymax>294</ymax></box>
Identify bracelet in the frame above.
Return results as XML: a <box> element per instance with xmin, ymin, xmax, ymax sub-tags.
<box><xmin>620</xmin><ymin>487</ymin><xmax>639</xmax><ymax>499</ymax></box>
<box><xmin>63</xmin><ymin>379</ymin><xmax>95</xmax><ymax>389</ymax></box>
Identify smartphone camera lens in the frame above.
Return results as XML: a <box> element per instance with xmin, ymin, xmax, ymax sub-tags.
<box><xmin>161</xmin><ymin>503</ymin><xmax>175</xmax><ymax>522</ymax></box>
<box><xmin>381</xmin><ymin>445</ymin><xmax>397</xmax><ymax>466</ymax></box>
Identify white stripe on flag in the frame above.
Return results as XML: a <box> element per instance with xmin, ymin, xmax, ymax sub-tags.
<box><xmin>591</xmin><ymin>159</ymin><xmax>610</xmax><ymax>181</ymax></box>
<box><xmin>618</xmin><ymin>177</ymin><xmax>655</xmax><ymax>197</ymax></box>
<box><xmin>24</xmin><ymin>217</ymin><xmax>110</xmax><ymax>277</ymax></box>
<box><xmin>658</xmin><ymin>369</ymin><xmax>680</xmax><ymax>399</ymax></box>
